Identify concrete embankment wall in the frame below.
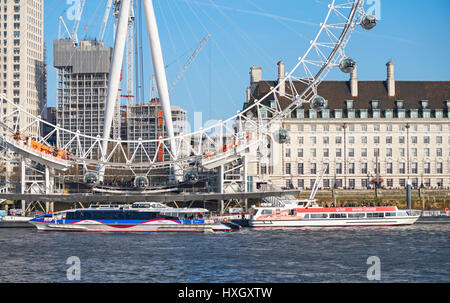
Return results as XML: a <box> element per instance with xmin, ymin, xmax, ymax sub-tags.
<box><xmin>296</xmin><ymin>189</ymin><xmax>450</xmax><ymax>210</ymax></box>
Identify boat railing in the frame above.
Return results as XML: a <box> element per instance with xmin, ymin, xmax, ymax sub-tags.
<box><xmin>406</xmin><ymin>210</ymin><xmax>422</xmax><ymax>217</ymax></box>
<box><xmin>262</xmin><ymin>196</ymin><xmax>285</xmax><ymax>207</ymax></box>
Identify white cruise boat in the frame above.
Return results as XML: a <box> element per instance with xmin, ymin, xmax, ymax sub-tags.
<box><xmin>248</xmin><ymin>165</ymin><xmax>420</xmax><ymax>227</ymax></box>
<box><xmin>249</xmin><ymin>199</ymin><xmax>420</xmax><ymax>227</ymax></box>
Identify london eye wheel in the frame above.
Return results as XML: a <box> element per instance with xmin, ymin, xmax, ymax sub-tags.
<box><xmin>0</xmin><ymin>0</ymin><xmax>377</xmax><ymax>191</ymax></box>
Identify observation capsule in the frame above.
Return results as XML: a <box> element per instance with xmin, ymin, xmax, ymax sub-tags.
<box><xmin>184</xmin><ymin>169</ymin><xmax>199</xmax><ymax>184</ymax></box>
<box><xmin>83</xmin><ymin>172</ymin><xmax>99</xmax><ymax>187</ymax></box>
<box><xmin>274</xmin><ymin>128</ymin><xmax>289</xmax><ymax>144</ymax></box>
<box><xmin>310</xmin><ymin>95</ymin><xmax>326</xmax><ymax>112</ymax></box>
<box><xmin>134</xmin><ymin>176</ymin><xmax>149</xmax><ymax>189</ymax></box>
<box><xmin>361</xmin><ymin>14</ymin><xmax>377</xmax><ymax>30</ymax></box>
<box><xmin>339</xmin><ymin>57</ymin><xmax>356</xmax><ymax>73</ymax></box>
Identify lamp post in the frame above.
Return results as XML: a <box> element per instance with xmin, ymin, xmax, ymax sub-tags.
<box><xmin>406</xmin><ymin>123</ymin><xmax>410</xmax><ymax>182</ymax></box>
<box><xmin>343</xmin><ymin>123</ymin><xmax>347</xmax><ymax>189</ymax></box>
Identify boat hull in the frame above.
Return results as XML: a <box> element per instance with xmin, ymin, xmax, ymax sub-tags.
<box><xmin>249</xmin><ymin>216</ymin><xmax>420</xmax><ymax>228</ymax></box>
<box><xmin>29</xmin><ymin>220</ymin><xmax>233</xmax><ymax>233</ymax></box>
<box><xmin>0</xmin><ymin>216</ymin><xmax>34</xmax><ymax>228</ymax></box>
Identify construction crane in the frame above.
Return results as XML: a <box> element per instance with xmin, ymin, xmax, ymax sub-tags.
<box><xmin>98</xmin><ymin>0</ymin><xmax>114</xmax><ymax>42</ymax></box>
<box><xmin>58</xmin><ymin>16</ymin><xmax>72</xmax><ymax>40</ymax></box>
<box><xmin>57</xmin><ymin>0</ymin><xmax>86</xmax><ymax>45</ymax></box>
<box><xmin>71</xmin><ymin>0</ymin><xmax>86</xmax><ymax>45</ymax></box>
<box><xmin>168</xmin><ymin>34</ymin><xmax>211</xmax><ymax>93</ymax></box>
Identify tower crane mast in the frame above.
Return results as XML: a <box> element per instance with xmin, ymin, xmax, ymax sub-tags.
<box><xmin>98</xmin><ymin>0</ymin><xmax>114</xmax><ymax>42</ymax></box>
<box><xmin>71</xmin><ymin>0</ymin><xmax>86</xmax><ymax>45</ymax></box>
<box><xmin>169</xmin><ymin>34</ymin><xmax>211</xmax><ymax>93</ymax></box>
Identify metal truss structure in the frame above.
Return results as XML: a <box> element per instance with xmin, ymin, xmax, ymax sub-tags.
<box><xmin>0</xmin><ymin>0</ymin><xmax>376</xmax><ymax>195</ymax></box>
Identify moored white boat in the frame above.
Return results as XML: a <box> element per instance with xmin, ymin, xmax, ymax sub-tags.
<box><xmin>0</xmin><ymin>215</ymin><xmax>35</xmax><ymax>228</ymax></box>
<box><xmin>249</xmin><ymin>199</ymin><xmax>420</xmax><ymax>227</ymax></box>
<box><xmin>248</xmin><ymin>165</ymin><xmax>420</xmax><ymax>228</ymax></box>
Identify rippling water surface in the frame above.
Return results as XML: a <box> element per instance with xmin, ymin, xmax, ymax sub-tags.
<box><xmin>0</xmin><ymin>221</ymin><xmax>449</xmax><ymax>282</ymax></box>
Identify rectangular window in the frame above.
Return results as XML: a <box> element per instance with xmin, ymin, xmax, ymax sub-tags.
<box><xmin>285</xmin><ymin>163</ymin><xmax>291</xmax><ymax>174</ymax></box>
<box><xmin>310</xmin><ymin>163</ymin><xmax>317</xmax><ymax>175</ymax></box>
<box><xmin>348</xmin><ymin>163</ymin><xmax>355</xmax><ymax>174</ymax></box>
<box><xmin>437</xmin><ymin>163</ymin><xmax>443</xmax><ymax>174</ymax></box>
<box><xmin>336</xmin><ymin>163</ymin><xmax>342</xmax><ymax>174</ymax></box>
<box><xmin>412</xmin><ymin>163</ymin><xmax>418</xmax><ymax>174</ymax></box>
<box><xmin>399</xmin><ymin>163</ymin><xmax>406</xmax><ymax>174</ymax></box>
<box><xmin>386</xmin><ymin>148</ymin><xmax>392</xmax><ymax>157</ymax></box>
<box><xmin>387</xmin><ymin>163</ymin><xmax>393</xmax><ymax>174</ymax></box>
<box><xmin>348</xmin><ymin>179</ymin><xmax>355</xmax><ymax>189</ymax></box>
<box><xmin>360</xmin><ymin>110</ymin><xmax>368</xmax><ymax>119</ymax></box>
<box><xmin>297</xmin><ymin>163</ymin><xmax>304</xmax><ymax>175</ymax></box>
<box><xmin>361</xmin><ymin>148</ymin><xmax>367</xmax><ymax>157</ymax></box>
<box><xmin>361</xmin><ymin>163</ymin><xmax>368</xmax><ymax>174</ymax></box>
<box><xmin>348</xmin><ymin>148</ymin><xmax>354</xmax><ymax>157</ymax></box>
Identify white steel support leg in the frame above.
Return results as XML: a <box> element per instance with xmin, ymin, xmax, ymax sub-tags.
<box><xmin>45</xmin><ymin>166</ymin><xmax>50</xmax><ymax>194</ymax></box>
<box><xmin>143</xmin><ymin>0</ymin><xmax>181</xmax><ymax>181</ymax></box>
<box><xmin>243</xmin><ymin>156</ymin><xmax>248</xmax><ymax>211</ymax></box>
<box><xmin>218</xmin><ymin>165</ymin><xmax>224</xmax><ymax>215</ymax></box>
<box><xmin>20</xmin><ymin>157</ymin><xmax>25</xmax><ymax>216</ymax></box>
<box><xmin>100</xmin><ymin>0</ymin><xmax>131</xmax><ymax>180</ymax></box>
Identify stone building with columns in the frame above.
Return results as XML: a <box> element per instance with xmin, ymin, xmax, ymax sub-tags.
<box><xmin>244</xmin><ymin>61</ymin><xmax>450</xmax><ymax>190</ymax></box>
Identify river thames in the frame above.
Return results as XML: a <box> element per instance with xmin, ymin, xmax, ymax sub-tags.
<box><xmin>0</xmin><ymin>219</ymin><xmax>449</xmax><ymax>283</ymax></box>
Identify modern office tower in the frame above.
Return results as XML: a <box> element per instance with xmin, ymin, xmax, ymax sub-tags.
<box><xmin>54</xmin><ymin>39</ymin><xmax>120</xmax><ymax>153</ymax></box>
<box><xmin>0</xmin><ymin>0</ymin><xmax>46</xmax><ymax>135</ymax></box>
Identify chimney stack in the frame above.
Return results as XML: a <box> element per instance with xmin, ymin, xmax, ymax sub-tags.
<box><xmin>386</xmin><ymin>61</ymin><xmax>395</xmax><ymax>97</ymax></box>
<box><xmin>250</xmin><ymin>66</ymin><xmax>262</xmax><ymax>84</ymax></box>
<box><xmin>350</xmin><ymin>65</ymin><xmax>358</xmax><ymax>97</ymax></box>
<box><xmin>277</xmin><ymin>61</ymin><xmax>285</xmax><ymax>95</ymax></box>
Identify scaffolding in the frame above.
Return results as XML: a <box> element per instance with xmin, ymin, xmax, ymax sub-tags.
<box><xmin>54</xmin><ymin>39</ymin><xmax>120</xmax><ymax>155</ymax></box>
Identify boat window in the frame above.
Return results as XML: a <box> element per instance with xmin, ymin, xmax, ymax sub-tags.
<box><xmin>397</xmin><ymin>211</ymin><xmax>407</xmax><ymax>217</ymax></box>
<box><xmin>310</xmin><ymin>213</ymin><xmax>328</xmax><ymax>219</ymax></box>
<box><xmin>367</xmin><ymin>212</ymin><xmax>384</xmax><ymax>218</ymax></box>
<box><xmin>329</xmin><ymin>213</ymin><xmax>347</xmax><ymax>218</ymax></box>
<box><xmin>385</xmin><ymin>212</ymin><xmax>397</xmax><ymax>217</ymax></box>
<box><xmin>303</xmin><ymin>214</ymin><xmax>310</xmax><ymax>219</ymax></box>
<box><xmin>262</xmin><ymin>210</ymin><xmax>273</xmax><ymax>215</ymax></box>
<box><xmin>348</xmin><ymin>213</ymin><xmax>365</xmax><ymax>218</ymax></box>
<box><xmin>66</xmin><ymin>210</ymin><xmax>161</xmax><ymax>220</ymax></box>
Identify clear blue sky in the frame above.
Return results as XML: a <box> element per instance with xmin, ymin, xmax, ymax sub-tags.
<box><xmin>44</xmin><ymin>0</ymin><xmax>450</xmax><ymax>127</ymax></box>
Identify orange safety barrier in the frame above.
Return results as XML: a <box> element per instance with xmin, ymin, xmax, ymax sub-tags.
<box><xmin>12</xmin><ymin>131</ymin><xmax>71</xmax><ymax>160</ymax></box>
